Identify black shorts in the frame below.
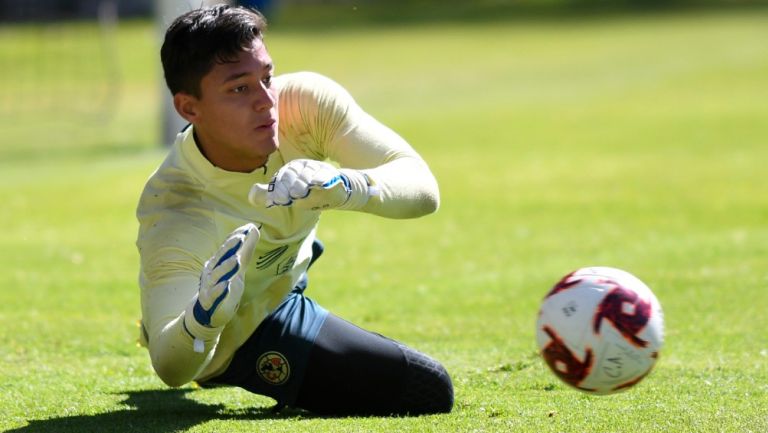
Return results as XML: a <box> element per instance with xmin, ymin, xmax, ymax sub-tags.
<box><xmin>203</xmin><ymin>288</ymin><xmax>329</xmax><ymax>406</ymax></box>
<box><xmin>202</xmin><ymin>240</ymin><xmax>453</xmax><ymax>415</ymax></box>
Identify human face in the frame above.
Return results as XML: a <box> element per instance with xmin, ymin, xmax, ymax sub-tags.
<box><xmin>175</xmin><ymin>39</ymin><xmax>278</xmax><ymax>172</ymax></box>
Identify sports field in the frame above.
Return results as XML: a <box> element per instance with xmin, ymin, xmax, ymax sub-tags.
<box><xmin>1</xmin><ymin>8</ymin><xmax>767</xmax><ymax>432</ymax></box>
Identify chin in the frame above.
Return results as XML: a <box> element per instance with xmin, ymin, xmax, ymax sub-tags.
<box><xmin>265</xmin><ymin>137</ymin><xmax>279</xmax><ymax>152</ymax></box>
<box><xmin>249</xmin><ymin>132</ymin><xmax>278</xmax><ymax>152</ymax></box>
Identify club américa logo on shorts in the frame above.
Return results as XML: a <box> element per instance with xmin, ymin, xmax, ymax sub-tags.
<box><xmin>257</xmin><ymin>351</ymin><xmax>290</xmax><ymax>385</ymax></box>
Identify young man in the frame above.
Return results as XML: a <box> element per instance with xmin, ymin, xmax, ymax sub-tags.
<box><xmin>136</xmin><ymin>5</ymin><xmax>453</xmax><ymax>416</ymax></box>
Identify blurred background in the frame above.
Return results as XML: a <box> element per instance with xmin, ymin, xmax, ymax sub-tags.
<box><xmin>1</xmin><ymin>2</ymin><xmax>767</xmax><ymax>430</ymax></box>
<box><xmin>1</xmin><ymin>0</ymin><xmax>767</xmax><ymax>158</ymax></box>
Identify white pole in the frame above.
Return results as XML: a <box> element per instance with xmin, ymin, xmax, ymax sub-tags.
<box><xmin>156</xmin><ymin>0</ymin><xmax>232</xmax><ymax>146</ymax></box>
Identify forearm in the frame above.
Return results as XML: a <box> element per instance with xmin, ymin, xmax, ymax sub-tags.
<box><xmin>341</xmin><ymin>157</ymin><xmax>440</xmax><ymax>219</ymax></box>
<box><xmin>277</xmin><ymin>72</ymin><xmax>440</xmax><ymax>218</ymax></box>
<box><xmin>327</xmin><ymin>105</ymin><xmax>440</xmax><ymax>218</ymax></box>
<box><xmin>141</xmin><ymin>224</ymin><xmax>258</xmax><ymax>387</ymax></box>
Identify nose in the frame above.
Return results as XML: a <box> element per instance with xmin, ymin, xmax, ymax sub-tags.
<box><xmin>253</xmin><ymin>83</ymin><xmax>276</xmax><ymax>112</ymax></box>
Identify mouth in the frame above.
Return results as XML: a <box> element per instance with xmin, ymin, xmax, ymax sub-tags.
<box><xmin>256</xmin><ymin>119</ymin><xmax>277</xmax><ymax>130</ymax></box>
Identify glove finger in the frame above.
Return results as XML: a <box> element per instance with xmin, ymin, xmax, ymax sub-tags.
<box><xmin>289</xmin><ymin>176</ymin><xmax>310</xmax><ymax>199</ymax></box>
<box><xmin>233</xmin><ymin>222</ymin><xmax>258</xmax><ymax>237</ymax></box>
<box><xmin>293</xmin><ymin>160</ymin><xmax>333</xmax><ymax>199</ymax></box>
<box><xmin>274</xmin><ymin>163</ymin><xmax>303</xmax><ymax>200</ymax></box>
<box><xmin>274</xmin><ymin>162</ymin><xmax>299</xmax><ymax>186</ymax></box>
<box><xmin>294</xmin><ymin>158</ymin><xmax>318</xmax><ymax>180</ymax></box>
<box><xmin>306</xmin><ymin>164</ymin><xmax>331</xmax><ymax>186</ymax></box>
<box><xmin>199</xmin><ymin>279</ymin><xmax>229</xmax><ymax>310</ymax></box>
<box><xmin>213</xmin><ymin>235</ymin><xmax>244</xmax><ymax>268</ymax></box>
<box><xmin>211</xmin><ymin>253</ymin><xmax>240</xmax><ymax>285</ymax></box>
<box><xmin>239</xmin><ymin>224</ymin><xmax>260</xmax><ymax>266</ymax></box>
<box><xmin>207</xmin><ymin>280</ymin><xmax>231</xmax><ymax>313</ymax></box>
<box><xmin>225</xmin><ymin>275</ymin><xmax>245</xmax><ymax>304</ymax></box>
<box><xmin>201</xmin><ymin>257</ymin><xmax>216</xmax><ymax>276</ymax></box>
<box><xmin>271</xmin><ymin>178</ymin><xmax>293</xmax><ymax>206</ymax></box>
<box><xmin>300</xmin><ymin>163</ymin><xmax>346</xmax><ymax>191</ymax></box>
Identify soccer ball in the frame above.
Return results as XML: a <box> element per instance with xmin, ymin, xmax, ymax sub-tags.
<box><xmin>535</xmin><ymin>267</ymin><xmax>664</xmax><ymax>395</ymax></box>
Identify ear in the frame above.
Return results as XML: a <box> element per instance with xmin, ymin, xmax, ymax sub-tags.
<box><xmin>173</xmin><ymin>92</ymin><xmax>201</xmax><ymax>123</ymax></box>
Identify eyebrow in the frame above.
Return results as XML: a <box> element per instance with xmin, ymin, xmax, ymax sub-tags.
<box><xmin>222</xmin><ymin>63</ymin><xmax>274</xmax><ymax>84</ymax></box>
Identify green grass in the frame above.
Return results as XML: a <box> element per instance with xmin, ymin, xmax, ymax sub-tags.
<box><xmin>1</xmin><ymin>9</ymin><xmax>767</xmax><ymax>433</ymax></box>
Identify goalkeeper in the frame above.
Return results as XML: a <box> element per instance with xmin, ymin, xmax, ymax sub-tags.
<box><xmin>136</xmin><ymin>4</ymin><xmax>453</xmax><ymax>415</ymax></box>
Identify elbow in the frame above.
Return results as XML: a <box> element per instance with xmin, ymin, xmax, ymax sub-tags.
<box><xmin>149</xmin><ymin>345</ymin><xmax>192</xmax><ymax>388</ymax></box>
<box><xmin>420</xmin><ymin>176</ymin><xmax>440</xmax><ymax>216</ymax></box>
<box><xmin>155</xmin><ymin>369</ymin><xmax>187</xmax><ymax>388</ymax></box>
<box><xmin>420</xmin><ymin>188</ymin><xmax>440</xmax><ymax>216</ymax></box>
<box><xmin>151</xmin><ymin>355</ymin><xmax>187</xmax><ymax>388</ymax></box>
<box><xmin>403</xmin><ymin>176</ymin><xmax>440</xmax><ymax>219</ymax></box>
<box><xmin>398</xmin><ymin>186</ymin><xmax>439</xmax><ymax>219</ymax></box>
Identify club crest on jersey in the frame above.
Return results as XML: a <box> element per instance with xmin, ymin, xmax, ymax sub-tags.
<box><xmin>257</xmin><ymin>351</ymin><xmax>290</xmax><ymax>385</ymax></box>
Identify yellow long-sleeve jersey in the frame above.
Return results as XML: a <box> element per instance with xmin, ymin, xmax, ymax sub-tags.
<box><xmin>136</xmin><ymin>72</ymin><xmax>439</xmax><ymax>386</ymax></box>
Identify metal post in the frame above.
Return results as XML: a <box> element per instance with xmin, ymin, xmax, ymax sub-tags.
<box><xmin>155</xmin><ymin>0</ymin><xmax>232</xmax><ymax>146</ymax></box>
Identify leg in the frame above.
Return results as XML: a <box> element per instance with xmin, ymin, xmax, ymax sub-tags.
<box><xmin>204</xmin><ymin>299</ymin><xmax>453</xmax><ymax>416</ymax></box>
<box><xmin>294</xmin><ymin>314</ymin><xmax>454</xmax><ymax>416</ymax></box>
<box><xmin>205</xmin><ymin>238</ymin><xmax>452</xmax><ymax>415</ymax></box>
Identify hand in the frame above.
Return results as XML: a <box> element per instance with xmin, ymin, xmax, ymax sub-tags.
<box><xmin>186</xmin><ymin>223</ymin><xmax>259</xmax><ymax>333</ymax></box>
<box><xmin>249</xmin><ymin>159</ymin><xmax>352</xmax><ymax>211</ymax></box>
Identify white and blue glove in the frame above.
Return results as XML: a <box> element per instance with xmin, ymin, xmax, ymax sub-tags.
<box><xmin>249</xmin><ymin>159</ymin><xmax>378</xmax><ymax>211</ymax></box>
<box><xmin>184</xmin><ymin>223</ymin><xmax>259</xmax><ymax>352</ymax></box>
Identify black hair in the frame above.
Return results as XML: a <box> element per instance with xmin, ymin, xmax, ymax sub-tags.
<box><xmin>160</xmin><ymin>5</ymin><xmax>267</xmax><ymax>97</ymax></box>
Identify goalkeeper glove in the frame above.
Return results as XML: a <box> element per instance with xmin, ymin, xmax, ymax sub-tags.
<box><xmin>248</xmin><ymin>159</ymin><xmax>377</xmax><ymax>211</ymax></box>
<box><xmin>184</xmin><ymin>223</ymin><xmax>259</xmax><ymax>352</ymax></box>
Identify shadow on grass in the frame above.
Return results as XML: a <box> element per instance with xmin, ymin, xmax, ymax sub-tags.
<box><xmin>7</xmin><ymin>389</ymin><xmax>312</xmax><ymax>433</ymax></box>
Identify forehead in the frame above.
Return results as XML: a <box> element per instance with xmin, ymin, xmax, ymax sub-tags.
<box><xmin>204</xmin><ymin>40</ymin><xmax>273</xmax><ymax>82</ymax></box>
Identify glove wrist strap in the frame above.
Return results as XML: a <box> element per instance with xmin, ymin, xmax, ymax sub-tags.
<box><xmin>183</xmin><ymin>301</ymin><xmax>224</xmax><ymax>352</ymax></box>
<box><xmin>337</xmin><ymin>169</ymin><xmax>379</xmax><ymax>211</ymax></box>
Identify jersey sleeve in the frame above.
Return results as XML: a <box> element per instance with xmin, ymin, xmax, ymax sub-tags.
<box><xmin>277</xmin><ymin>72</ymin><xmax>440</xmax><ymax>218</ymax></box>
<box><xmin>137</xmin><ymin>192</ymin><xmax>222</xmax><ymax>386</ymax></box>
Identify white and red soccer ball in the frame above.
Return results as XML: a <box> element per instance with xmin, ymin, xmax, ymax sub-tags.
<box><xmin>536</xmin><ymin>267</ymin><xmax>664</xmax><ymax>394</ymax></box>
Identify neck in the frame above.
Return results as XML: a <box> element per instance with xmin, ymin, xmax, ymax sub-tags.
<box><xmin>193</xmin><ymin>131</ymin><xmax>268</xmax><ymax>173</ymax></box>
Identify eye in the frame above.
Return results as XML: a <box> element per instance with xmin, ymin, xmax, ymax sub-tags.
<box><xmin>232</xmin><ymin>85</ymin><xmax>248</xmax><ymax>94</ymax></box>
<box><xmin>262</xmin><ymin>75</ymin><xmax>273</xmax><ymax>88</ymax></box>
